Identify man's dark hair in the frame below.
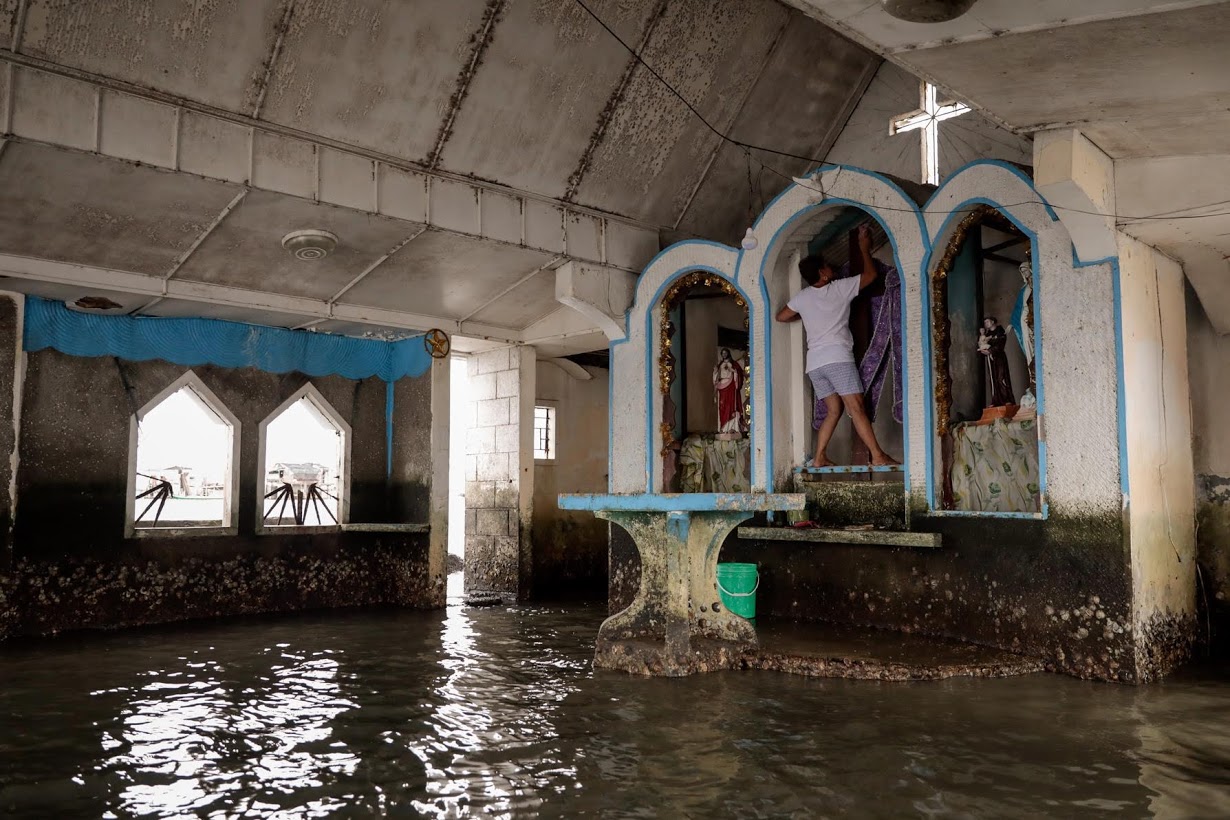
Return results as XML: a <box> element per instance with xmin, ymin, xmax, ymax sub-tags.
<box><xmin>799</xmin><ymin>254</ymin><xmax>826</xmax><ymax>286</ymax></box>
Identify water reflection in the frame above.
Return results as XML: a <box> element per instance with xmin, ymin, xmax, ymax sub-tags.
<box><xmin>102</xmin><ymin>647</ymin><xmax>358</xmax><ymax>817</ymax></box>
<box><xmin>2</xmin><ymin>603</ymin><xmax>1230</xmax><ymax>817</ymax></box>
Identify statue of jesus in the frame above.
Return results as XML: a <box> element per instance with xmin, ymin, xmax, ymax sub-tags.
<box><xmin>713</xmin><ymin>347</ymin><xmax>746</xmax><ymax>439</ymax></box>
<box><xmin>977</xmin><ymin>317</ymin><xmax>1015</xmax><ymax>408</ymax></box>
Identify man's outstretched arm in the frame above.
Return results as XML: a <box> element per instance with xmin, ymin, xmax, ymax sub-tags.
<box><xmin>857</xmin><ymin>224</ymin><xmax>879</xmax><ymax>289</ymax></box>
<box><xmin>776</xmin><ymin>305</ymin><xmax>800</xmax><ymax>322</ymax></box>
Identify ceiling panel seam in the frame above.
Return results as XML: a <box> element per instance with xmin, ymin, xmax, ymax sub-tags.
<box><xmin>458</xmin><ymin>255</ymin><xmax>564</xmax><ymax>324</ymax></box>
<box><xmin>249</xmin><ymin>0</ymin><xmax>300</xmax><ymax>119</ymax></box>
<box><xmin>2</xmin><ymin>63</ymin><xmax>12</xmax><ymax>132</ymax></box>
<box><xmin>562</xmin><ymin>0</ymin><xmax>671</xmax><ymax>202</ymax></box>
<box><xmin>10</xmin><ymin>0</ymin><xmax>28</xmax><ymax>53</ymax></box>
<box><xmin>0</xmin><ymin>51</ymin><xmax>667</xmax><ymax>235</ymax></box>
<box><xmin>328</xmin><ymin>226</ymin><xmax>429</xmax><ymax>306</ymax></box>
<box><xmin>0</xmin><ymin>250</ymin><xmax>524</xmax><ymax>342</ymax></box>
<box><xmin>427</xmin><ymin>0</ymin><xmax>509</xmax><ymax>170</ymax></box>
<box><xmin>671</xmin><ymin>15</ymin><xmax>794</xmax><ymax>231</ymax></box>
<box><xmin>129</xmin><ymin>189</ymin><xmax>249</xmax><ymax>315</ymax></box>
<box><xmin>811</xmin><ymin>55</ymin><xmax>882</xmax><ymax>173</ymax></box>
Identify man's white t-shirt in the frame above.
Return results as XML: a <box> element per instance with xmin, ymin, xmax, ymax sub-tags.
<box><xmin>787</xmin><ymin>276</ymin><xmax>861</xmax><ymax>373</ymax></box>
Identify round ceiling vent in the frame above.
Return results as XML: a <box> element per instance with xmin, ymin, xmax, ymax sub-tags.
<box><xmin>881</xmin><ymin>0</ymin><xmax>978</xmax><ymax>23</ymax></box>
<box><xmin>281</xmin><ymin>229</ymin><xmax>339</xmax><ymax>261</ymax></box>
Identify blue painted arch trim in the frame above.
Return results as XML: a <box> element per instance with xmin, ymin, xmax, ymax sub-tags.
<box><xmin>23</xmin><ymin>296</ymin><xmax>433</xmax><ymax>382</ymax></box>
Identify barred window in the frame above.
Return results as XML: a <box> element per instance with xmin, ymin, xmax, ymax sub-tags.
<box><xmin>533</xmin><ymin>405</ymin><xmax>556</xmax><ymax>461</ymax></box>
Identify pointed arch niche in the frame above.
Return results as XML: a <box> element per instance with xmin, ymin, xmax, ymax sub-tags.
<box><xmin>740</xmin><ymin>167</ymin><xmax>928</xmax><ymax>494</ymax></box>
<box><xmin>774</xmin><ymin>204</ymin><xmax>909</xmax><ymax>471</ymax></box>
<box><xmin>928</xmin><ymin>203</ymin><xmax>1041</xmax><ymax>514</ymax></box>
<box><xmin>126</xmin><ymin>370</ymin><xmax>240</xmax><ymax>537</ymax></box>
<box><xmin>258</xmin><ymin>383</ymin><xmax>352</xmax><ymax>532</ymax></box>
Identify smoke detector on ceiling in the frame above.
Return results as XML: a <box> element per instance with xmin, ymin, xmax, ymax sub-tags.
<box><xmin>281</xmin><ymin>229</ymin><xmax>339</xmax><ymax>261</ymax></box>
<box><xmin>881</xmin><ymin>0</ymin><xmax>978</xmax><ymax>23</ymax></box>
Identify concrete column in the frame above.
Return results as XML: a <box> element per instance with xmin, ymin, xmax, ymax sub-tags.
<box><xmin>427</xmin><ymin>355</ymin><xmax>450</xmax><ymax>606</ymax></box>
<box><xmin>1034</xmin><ymin>129</ymin><xmax>1117</xmax><ymax>263</ymax></box>
<box><xmin>0</xmin><ymin>292</ymin><xmax>22</xmax><ymax>570</ymax></box>
<box><xmin>1118</xmin><ymin>235</ymin><xmax>1197</xmax><ymax>677</ymax></box>
<box><xmin>464</xmin><ymin>345</ymin><xmax>535</xmax><ymax>600</ymax></box>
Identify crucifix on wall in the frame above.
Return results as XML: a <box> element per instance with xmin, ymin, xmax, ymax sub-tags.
<box><xmin>889</xmin><ymin>81</ymin><xmax>971</xmax><ymax>186</ymax></box>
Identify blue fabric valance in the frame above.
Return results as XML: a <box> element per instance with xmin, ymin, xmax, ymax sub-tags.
<box><xmin>23</xmin><ymin>297</ymin><xmax>433</xmax><ymax>382</ymax></box>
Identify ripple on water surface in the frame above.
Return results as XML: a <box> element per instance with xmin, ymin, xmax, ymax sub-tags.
<box><xmin>3</xmin><ymin>600</ymin><xmax>1230</xmax><ymax>817</ymax></box>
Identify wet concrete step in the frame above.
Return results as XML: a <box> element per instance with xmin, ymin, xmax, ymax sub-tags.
<box><xmin>795</xmin><ymin>480</ymin><xmax>906</xmax><ymax>530</ymax></box>
<box><xmin>751</xmin><ymin>619</ymin><xmax>1043</xmax><ymax>681</ymax></box>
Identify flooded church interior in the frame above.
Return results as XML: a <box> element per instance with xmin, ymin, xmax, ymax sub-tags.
<box><xmin>3</xmin><ymin>0</ymin><xmax>1230</xmax><ymax>815</ymax></box>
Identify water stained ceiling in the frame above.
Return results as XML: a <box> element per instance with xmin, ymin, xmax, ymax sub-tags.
<box><xmin>783</xmin><ymin>0</ymin><xmax>1230</xmax><ymax>332</ymax></box>
<box><xmin>0</xmin><ymin>0</ymin><xmax>883</xmax><ymax>352</ymax></box>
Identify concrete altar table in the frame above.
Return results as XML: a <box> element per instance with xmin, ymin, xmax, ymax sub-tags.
<box><xmin>557</xmin><ymin>493</ymin><xmax>805</xmax><ymax>676</ymax></box>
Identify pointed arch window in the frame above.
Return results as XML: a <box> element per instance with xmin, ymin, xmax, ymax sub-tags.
<box><xmin>127</xmin><ymin>371</ymin><xmax>240</xmax><ymax>536</ymax></box>
<box><xmin>258</xmin><ymin>384</ymin><xmax>351</xmax><ymax>531</ymax></box>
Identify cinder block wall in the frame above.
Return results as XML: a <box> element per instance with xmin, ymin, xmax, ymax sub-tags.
<box><xmin>465</xmin><ymin>346</ymin><xmax>534</xmax><ymax>598</ymax></box>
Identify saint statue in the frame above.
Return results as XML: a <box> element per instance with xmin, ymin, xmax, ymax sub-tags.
<box><xmin>977</xmin><ymin>317</ymin><xmax>1015</xmax><ymax>408</ymax></box>
<box><xmin>713</xmin><ymin>347</ymin><xmax>746</xmax><ymax>439</ymax></box>
<box><xmin>1009</xmin><ymin>258</ymin><xmax>1036</xmax><ymax>416</ymax></box>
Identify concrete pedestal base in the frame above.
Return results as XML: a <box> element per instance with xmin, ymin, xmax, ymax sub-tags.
<box><xmin>594</xmin><ymin>509</ymin><xmax>757</xmax><ymax>676</ymax></box>
<box><xmin>558</xmin><ymin>494</ymin><xmax>805</xmax><ymax>677</ymax></box>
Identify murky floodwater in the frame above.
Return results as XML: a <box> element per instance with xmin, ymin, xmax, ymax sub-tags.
<box><xmin>4</xmin><ymin>583</ymin><xmax>1230</xmax><ymax>818</ymax></box>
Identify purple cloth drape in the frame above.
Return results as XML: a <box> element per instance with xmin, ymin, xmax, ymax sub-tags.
<box><xmin>813</xmin><ymin>260</ymin><xmax>903</xmax><ymax>428</ymax></box>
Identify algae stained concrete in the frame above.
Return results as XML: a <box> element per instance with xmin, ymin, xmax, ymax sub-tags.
<box><xmin>531</xmin><ymin>360</ymin><xmax>608</xmax><ymax>600</ymax></box>
<box><xmin>1</xmin><ymin>348</ymin><xmax>440</xmax><ymax>639</ymax></box>
<box><xmin>1118</xmin><ymin>235</ymin><xmax>1197</xmax><ymax>675</ymax></box>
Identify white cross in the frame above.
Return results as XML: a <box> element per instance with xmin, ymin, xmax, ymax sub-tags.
<box><xmin>889</xmin><ymin>82</ymin><xmax>971</xmax><ymax>186</ymax></box>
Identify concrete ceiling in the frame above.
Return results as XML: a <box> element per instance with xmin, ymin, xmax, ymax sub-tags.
<box><xmin>787</xmin><ymin>0</ymin><xmax>1230</xmax><ymax>332</ymax></box>
<box><xmin>0</xmin><ymin>0</ymin><xmax>885</xmax><ymax>354</ymax></box>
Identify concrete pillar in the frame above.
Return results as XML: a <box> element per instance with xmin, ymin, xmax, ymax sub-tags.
<box><xmin>427</xmin><ymin>356</ymin><xmax>450</xmax><ymax>606</ymax></box>
<box><xmin>464</xmin><ymin>345</ymin><xmax>536</xmax><ymax>599</ymax></box>
<box><xmin>1118</xmin><ymin>235</ymin><xmax>1197</xmax><ymax>677</ymax></box>
<box><xmin>1034</xmin><ymin>128</ymin><xmax>1117</xmax><ymax>263</ymax></box>
<box><xmin>0</xmin><ymin>292</ymin><xmax>22</xmax><ymax>570</ymax></box>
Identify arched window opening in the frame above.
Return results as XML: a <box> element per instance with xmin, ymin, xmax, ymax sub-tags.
<box><xmin>657</xmin><ymin>272</ymin><xmax>750</xmax><ymax>493</ymax></box>
<box><xmin>129</xmin><ymin>372</ymin><xmax>238</xmax><ymax>533</ymax></box>
<box><xmin>931</xmin><ymin>204</ymin><xmax>1040</xmax><ymax>513</ymax></box>
<box><xmin>260</xmin><ymin>386</ymin><xmax>349</xmax><ymax>528</ymax></box>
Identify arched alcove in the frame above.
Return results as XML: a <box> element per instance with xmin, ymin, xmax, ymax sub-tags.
<box><xmin>927</xmin><ymin>203</ymin><xmax>1041</xmax><ymax>513</ymax></box>
<box><xmin>654</xmin><ymin>270</ymin><xmax>752</xmax><ymax>492</ymax></box>
<box><xmin>922</xmin><ymin>160</ymin><xmax>1123</xmax><ymax>520</ymax></box>
<box><xmin>126</xmin><ymin>370</ymin><xmax>240</xmax><ymax>536</ymax></box>
<box><xmin>258</xmin><ymin>383</ymin><xmax>352</xmax><ymax>530</ymax></box>
<box><xmin>739</xmin><ymin>166</ymin><xmax>929</xmax><ymax>493</ymax></box>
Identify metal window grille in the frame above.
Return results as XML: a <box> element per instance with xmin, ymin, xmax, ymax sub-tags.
<box><xmin>534</xmin><ymin>405</ymin><xmax>555</xmax><ymax>460</ymax></box>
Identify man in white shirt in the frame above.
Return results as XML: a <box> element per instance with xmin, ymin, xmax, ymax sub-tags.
<box><xmin>775</xmin><ymin>224</ymin><xmax>898</xmax><ymax>468</ymax></box>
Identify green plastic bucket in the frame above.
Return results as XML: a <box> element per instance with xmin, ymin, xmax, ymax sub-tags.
<box><xmin>716</xmin><ymin>562</ymin><xmax>759</xmax><ymax>620</ymax></box>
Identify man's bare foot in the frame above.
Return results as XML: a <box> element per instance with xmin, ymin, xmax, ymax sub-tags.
<box><xmin>807</xmin><ymin>456</ymin><xmax>837</xmax><ymax>468</ymax></box>
<box><xmin>871</xmin><ymin>453</ymin><xmax>900</xmax><ymax>466</ymax></box>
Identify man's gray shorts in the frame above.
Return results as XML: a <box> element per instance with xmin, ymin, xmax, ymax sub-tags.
<box><xmin>807</xmin><ymin>361</ymin><xmax>863</xmax><ymax>399</ymax></box>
